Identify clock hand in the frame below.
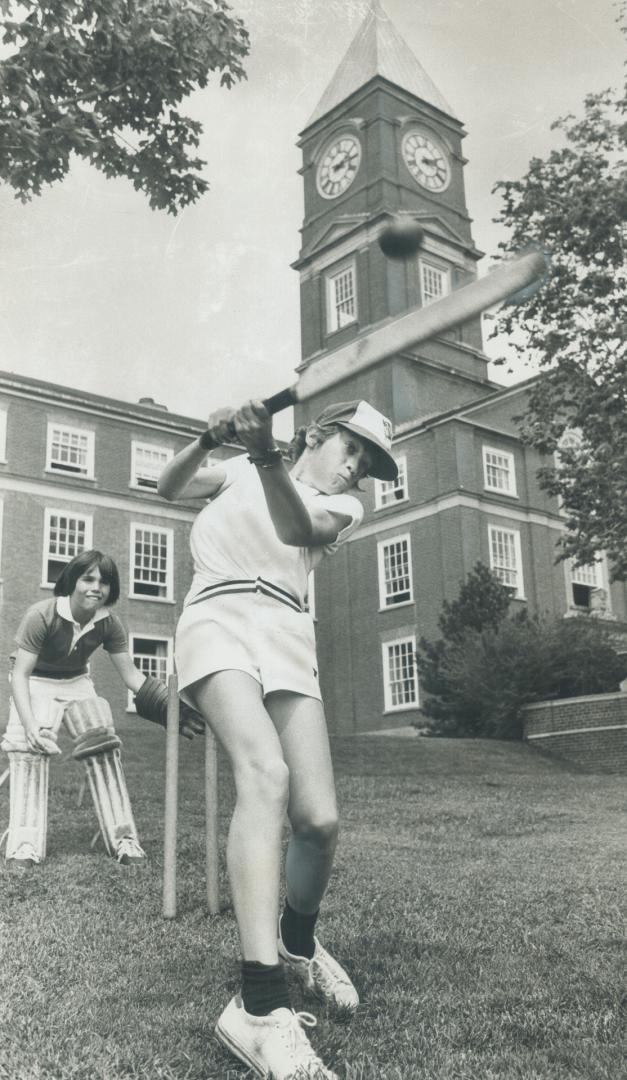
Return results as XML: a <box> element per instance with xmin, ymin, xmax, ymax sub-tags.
<box><xmin>331</xmin><ymin>154</ymin><xmax>349</xmax><ymax>173</ymax></box>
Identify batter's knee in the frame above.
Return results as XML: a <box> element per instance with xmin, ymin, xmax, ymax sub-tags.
<box><xmin>237</xmin><ymin>756</ymin><xmax>290</xmax><ymax>808</ymax></box>
<box><xmin>291</xmin><ymin>811</ymin><xmax>339</xmax><ymax>848</ymax></box>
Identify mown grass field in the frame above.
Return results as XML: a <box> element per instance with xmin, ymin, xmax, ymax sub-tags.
<box><xmin>0</xmin><ymin>718</ymin><xmax>624</xmax><ymax>1080</ymax></box>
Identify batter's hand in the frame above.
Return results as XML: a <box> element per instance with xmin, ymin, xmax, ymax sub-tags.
<box><xmin>233</xmin><ymin>400</ymin><xmax>276</xmax><ymax>456</ymax></box>
<box><xmin>204</xmin><ymin>406</ymin><xmax>238</xmax><ymax>447</ymax></box>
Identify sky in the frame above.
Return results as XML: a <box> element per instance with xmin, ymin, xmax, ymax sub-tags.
<box><xmin>0</xmin><ymin>0</ymin><xmax>624</xmax><ymax>439</ymax></box>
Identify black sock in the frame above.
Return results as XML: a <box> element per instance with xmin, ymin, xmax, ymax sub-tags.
<box><xmin>241</xmin><ymin>961</ymin><xmax>291</xmax><ymax>1016</ymax></box>
<box><xmin>280</xmin><ymin>900</ymin><xmax>319</xmax><ymax>960</ymax></box>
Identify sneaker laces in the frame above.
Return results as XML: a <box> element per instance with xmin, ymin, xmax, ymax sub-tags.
<box><xmin>277</xmin><ymin>1011</ymin><xmax>325</xmax><ymax>1075</ymax></box>
<box><xmin>311</xmin><ymin>948</ymin><xmax>352</xmax><ymax>993</ymax></box>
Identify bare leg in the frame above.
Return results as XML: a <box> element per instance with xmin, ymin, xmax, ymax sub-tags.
<box><xmin>191</xmin><ymin>671</ymin><xmax>289</xmax><ymax>964</ymax></box>
<box><xmin>267</xmin><ymin>692</ymin><xmax>338</xmax><ymax>915</ymax></box>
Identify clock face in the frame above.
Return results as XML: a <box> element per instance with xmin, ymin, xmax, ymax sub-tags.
<box><xmin>402</xmin><ymin>131</ymin><xmax>451</xmax><ymax>192</ymax></box>
<box><xmin>316</xmin><ymin>135</ymin><xmax>362</xmax><ymax>199</ymax></box>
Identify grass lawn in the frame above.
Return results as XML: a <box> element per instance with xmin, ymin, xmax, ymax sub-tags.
<box><xmin>0</xmin><ymin>719</ymin><xmax>624</xmax><ymax>1080</ymax></box>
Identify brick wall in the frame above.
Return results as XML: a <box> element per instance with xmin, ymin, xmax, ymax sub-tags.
<box><xmin>522</xmin><ymin>693</ymin><xmax>627</xmax><ymax>773</ymax></box>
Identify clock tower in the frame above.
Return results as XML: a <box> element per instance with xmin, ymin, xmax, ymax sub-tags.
<box><xmin>293</xmin><ymin>0</ymin><xmax>497</xmax><ymax>427</ymax></box>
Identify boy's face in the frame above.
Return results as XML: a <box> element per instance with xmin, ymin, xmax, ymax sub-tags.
<box><xmin>307</xmin><ymin>427</ymin><xmax>372</xmax><ymax>494</ymax></box>
<box><xmin>71</xmin><ymin>566</ymin><xmax>111</xmax><ymax>617</ymax></box>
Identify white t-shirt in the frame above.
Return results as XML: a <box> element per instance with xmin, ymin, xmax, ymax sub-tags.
<box><xmin>186</xmin><ymin>455</ymin><xmax>364</xmax><ymax>608</ymax></box>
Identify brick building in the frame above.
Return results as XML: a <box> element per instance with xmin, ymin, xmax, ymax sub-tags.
<box><xmin>1</xmin><ymin>3</ymin><xmax>625</xmax><ymax>738</ymax></box>
<box><xmin>289</xmin><ymin>2</ymin><xmax>627</xmax><ymax>732</ymax></box>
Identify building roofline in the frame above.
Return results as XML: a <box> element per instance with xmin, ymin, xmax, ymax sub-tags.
<box><xmin>0</xmin><ymin>369</ymin><xmax>205</xmax><ymax>435</ymax></box>
<box><xmin>393</xmin><ymin>372</ymin><xmax>542</xmax><ymax>440</ymax></box>
<box><xmin>299</xmin><ymin>74</ymin><xmax>463</xmax><ymax>143</ymax></box>
<box><xmin>0</xmin><ymin>369</ymin><xmax>294</xmax><ymax>452</ymax></box>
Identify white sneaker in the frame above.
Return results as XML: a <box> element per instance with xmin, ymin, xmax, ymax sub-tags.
<box><xmin>215</xmin><ymin>994</ymin><xmax>338</xmax><ymax>1079</ymax></box>
<box><xmin>115</xmin><ymin>837</ymin><xmax>146</xmax><ymax>865</ymax></box>
<box><xmin>278</xmin><ymin>935</ymin><xmax>359</xmax><ymax>1015</ymax></box>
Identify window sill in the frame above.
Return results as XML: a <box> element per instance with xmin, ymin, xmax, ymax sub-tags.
<box><xmin>39</xmin><ymin>582</ymin><xmax>54</xmax><ymax>591</ymax></box>
<box><xmin>325</xmin><ymin>321</ymin><xmax>357</xmax><ymax>340</ymax></box>
<box><xmin>484</xmin><ymin>487</ymin><xmax>519</xmax><ymax>499</ymax></box>
<box><xmin>128</xmin><ymin>593</ymin><xmax>174</xmax><ymax>604</ymax></box>
<box><xmin>379</xmin><ymin>599</ymin><xmax>414</xmax><ymax>612</ymax></box>
<box><xmin>383</xmin><ymin>704</ymin><xmax>420</xmax><ymax>714</ymax></box>
<box><xmin>44</xmin><ymin>468</ymin><xmax>97</xmax><ymax>482</ymax></box>
<box><xmin>564</xmin><ymin>607</ymin><xmax>616</xmax><ymax>621</ymax></box>
<box><xmin>374</xmin><ymin>497</ymin><xmax>409</xmax><ymax>512</ymax></box>
<box><xmin>128</xmin><ymin>482</ymin><xmax>160</xmax><ymax>493</ymax></box>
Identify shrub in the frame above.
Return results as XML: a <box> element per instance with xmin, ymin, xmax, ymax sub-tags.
<box><xmin>417</xmin><ymin>569</ymin><xmax>627</xmax><ymax>738</ymax></box>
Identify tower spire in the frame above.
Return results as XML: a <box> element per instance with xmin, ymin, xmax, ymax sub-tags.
<box><xmin>304</xmin><ymin>2</ymin><xmax>455</xmax><ymax>130</ymax></box>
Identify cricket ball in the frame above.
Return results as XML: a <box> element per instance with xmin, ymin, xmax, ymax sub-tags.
<box><xmin>378</xmin><ymin>218</ymin><xmax>424</xmax><ymax>260</ymax></box>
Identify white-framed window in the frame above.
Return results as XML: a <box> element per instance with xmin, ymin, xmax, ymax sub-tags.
<box><xmin>131</xmin><ymin>441</ymin><xmax>173</xmax><ymax>491</ymax></box>
<box><xmin>488</xmin><ymin>525</ymin><xmax>524</xmax><ymax>598</ymax></box>
<box><xmin>374</xmin><ymin>456</ymin><xmax>408</xmax><ymax>510</ymax></box>
<box><xmin>377</xmin><ymin>534</ymin><xmax>413</xmax><ymax>608</ymax></box>
<box><xmin>326</xmin><ymin>261</ymin><xmax>357</xmax><ymax>333</ymax></box>
<box><xmin>420</xmin><ymin>261</ymin><xmax>450</xmax><ymax>306</ymax></box>
<box><xmin>382</xmin><ymin>636</ymin><xmax>419</xmax><ymax>711</ymax></box>
<box><xmin>130</xmin><ymin>524</ymin><xmax>173</xmax><ymax>601</ymax></box>
<box><xmin>127</xmin><ymin>633</ymin><xmax>173</xmax><ymax>710</ymax></box>
<box><xmin>46</xmin><ymin>422</ymin><xmax>95</xmax><ymax>478</ymax></box>
<box><xmin>567</xmin><ymin>556</ymin><xmax>611</xmax><ymax>613</ymax></box>
<box><xmin>0</xmin><ymin>409</ymin><xmax>7</xmax><ymax>463</ymax></box>
<box><xmin>483</xmin><ymin>446</ymin><xmax>517</xmax><ymax>496</ymax></box>
<box><xmin>42</xmin><ymin>509</ymin><xmax>93</xmax><ymax>587</ymax></box>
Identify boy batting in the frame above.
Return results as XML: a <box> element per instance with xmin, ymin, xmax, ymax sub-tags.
<box><xmin>158</xmin><ymin>396</ymin><xmax>397</xmax><ymax>1079</ymax></box>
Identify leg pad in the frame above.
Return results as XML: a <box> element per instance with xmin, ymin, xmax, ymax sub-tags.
<box><xmin>5</xmin><ymin>752</ymin><xmax>49</xmax><ymax>864</ymax></box>
<box><xmin>82</xmin><ymin>749</ymin><xmax>144</xmax><ymax>861</ymax></box>
<box><xmin>72</xmin><ymin>728</ymin><xmax>122</xmax><ymax>760</ymax></box>
<box><xmin>64</xmin><ymin>697</ymin><xmax>114</xmax><ymax>739</ymax></box>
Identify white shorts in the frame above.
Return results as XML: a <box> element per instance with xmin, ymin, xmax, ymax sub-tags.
<box><xmin>2</xmin><ymin>674</ymin><xmax>97</xmax><ymax>752</ymax></box>
<box><xmin>175</xmin><ymin>589</ymin><xmax>321</xmax><ymax>703</ymax></box>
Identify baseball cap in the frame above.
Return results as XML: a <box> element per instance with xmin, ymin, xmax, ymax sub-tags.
<box><xmin>315</xmin><ymin>400</ymin><xmax>398</xmax><ymax>481</ymax></box>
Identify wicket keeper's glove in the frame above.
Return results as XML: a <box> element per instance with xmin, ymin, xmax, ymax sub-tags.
<box><xmin>134</xmin><ymin>675</ymin><xmax>204</xmax><ymax>739</ymax></box>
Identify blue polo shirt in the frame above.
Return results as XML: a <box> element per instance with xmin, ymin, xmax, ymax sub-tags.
<box><xmin>13</xmin><ymin>596</ymin><xmax>128</xmax><ymax>678</ymax></box>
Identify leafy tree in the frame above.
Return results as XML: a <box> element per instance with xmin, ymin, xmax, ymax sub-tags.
<box><xmin>490</xmin><ymin>9</ymin><xmax>627</xmax><ymax>578</ymax></box>
<box><xmin>0</xmin><ymin>0</ymin><xmax>249</xmax><ymax>213</ymax></box>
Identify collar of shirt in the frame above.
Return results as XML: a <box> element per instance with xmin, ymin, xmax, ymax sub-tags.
<box><xmin>56</xmin><ymin>595</ymin><xmax>111</xmax><ymax>652</ymax></box>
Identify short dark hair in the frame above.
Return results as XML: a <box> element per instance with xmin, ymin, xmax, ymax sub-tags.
<box><xmin>287</xmin><ymin>422</ymin><xmax>337</xmax><ymax>462</ymax></box>
<box><xmin>54</xmin><ymin>549</ymin><xmax>121</xmax><ymax>605</ymax></box>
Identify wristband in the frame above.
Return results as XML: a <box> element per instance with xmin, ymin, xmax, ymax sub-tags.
<box><xmin>247</xmin><ymin>447</ymin><xmax>283</xmax><ymax>469</ymax></box>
